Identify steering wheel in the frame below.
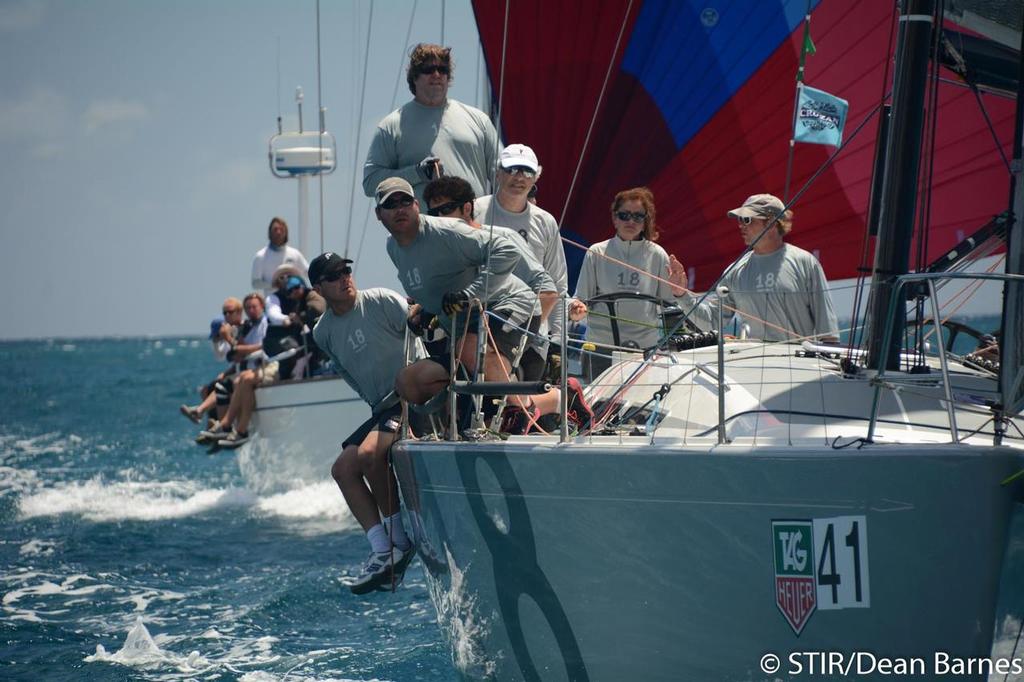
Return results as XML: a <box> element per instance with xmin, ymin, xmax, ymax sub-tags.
<box><xmin>586</xmin><ymin>292</ymin><xmax>698</xmax><ymax>348</ymax></box>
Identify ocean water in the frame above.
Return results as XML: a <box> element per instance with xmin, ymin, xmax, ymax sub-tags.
<box><xmin>0</xmin><ymin>338</ymin><xmax>459</xmax><ymax>681</ymax></box>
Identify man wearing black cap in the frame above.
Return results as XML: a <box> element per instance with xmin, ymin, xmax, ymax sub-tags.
<box><xmin>309</xmin><ymin>251</ymin><xmax>420</xmax><ymax>593</ymax></box>
<box><xmin>678</xmin><ymin>193</ymin><xmax>838</xmax><ymax>342</ymax></box>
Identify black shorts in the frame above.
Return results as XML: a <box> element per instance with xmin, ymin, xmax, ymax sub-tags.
<box><xmin>342</xmin><ymin>403</ymin><xmax>403</xmax><ymax>449</ymax></box>
<box><xmin>443</xmin><ymin>309</ymin><xmax>541</xmax><ymax>364</ymax></box>
<box><xmin>520</xmin><ymin>346</ymin><xmax>547</xmax><ymax>382</ymax></box>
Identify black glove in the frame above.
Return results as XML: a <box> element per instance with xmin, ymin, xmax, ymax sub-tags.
<box><xmin>418</xmin><ymin>156</ymin><xmax>443</xmax><ymax>180</ymax></box>
<box><xmin>407</xmin><ymin>309</ymin><xmax>437</xmax><ymax>336</ymax></box>
<box><xmin>442</xmin><ymin>290</ymin><xmax>470</xmax><ymax>316</ymax></box>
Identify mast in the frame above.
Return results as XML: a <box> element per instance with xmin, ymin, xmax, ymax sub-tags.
<box><xmin>865</xmin><ymin>0</ymin><xmax>935</xmax><ymax>370</ymax></box>
<box><xmin>998</xmin><ymin>24</ymin><xmax>1024</xmax><ymax>422</ymax></box>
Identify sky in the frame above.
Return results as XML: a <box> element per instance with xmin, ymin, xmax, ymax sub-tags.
<box><xmin>0</xmin><ymin>0</ymin><xmax>486</xmax><ymax>339</ymax></box>
<box><xmin>0</xmin><ymin>0</ymin><xmax>1006</xmax><ymax>340</ymax></box>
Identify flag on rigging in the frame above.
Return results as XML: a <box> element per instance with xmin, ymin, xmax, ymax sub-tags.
<box><xmin>794</xmin><ymin>84</ymin><xmax>848</xmax><ymax>147</ymax></box>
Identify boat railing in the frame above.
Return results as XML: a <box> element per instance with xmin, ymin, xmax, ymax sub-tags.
<box><xmin>866</xmin><ymin>271</ymin><xmax>1024</xmax><ymax>445</ymax></box>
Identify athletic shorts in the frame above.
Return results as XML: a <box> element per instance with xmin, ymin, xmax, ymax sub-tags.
<box><xmin>342</xmin><ymin>403</ymin><xmax>403</xmax><ymax>449</ymax></box>
<box><xmin>435</xmin><ymin>309</ymin><xmax>541</xmax><ymax>368</ymax></box>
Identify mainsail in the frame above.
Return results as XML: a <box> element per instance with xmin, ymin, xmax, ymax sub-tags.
<box><xmin>472</xmin><ymin>0</ymin><xmax>1017</xmax><ymax>290</ymax></box>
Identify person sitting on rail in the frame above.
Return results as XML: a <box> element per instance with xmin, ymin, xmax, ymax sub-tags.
<box><xmin>195</xmin><ymin>292</ymin><xmax>271</xmax><ymax>449</ymax></box>
<box><xmin>180</xmin><ymin>297</ymin><xmax>243</xmax><ymax>426</ymax></box>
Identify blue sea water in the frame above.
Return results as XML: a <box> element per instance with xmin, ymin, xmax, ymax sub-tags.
<box><xmin>0</xmin><ymin>337</ymin><xmax>459</xmax><ymax>681</ymax></box>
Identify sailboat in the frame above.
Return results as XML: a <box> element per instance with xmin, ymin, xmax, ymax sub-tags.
<box><xmin>389</xmin><ymin>0</ymin><xmax>1024</xmax><ymax>679</ymax></box>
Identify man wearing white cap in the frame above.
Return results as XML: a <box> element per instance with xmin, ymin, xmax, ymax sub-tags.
<box><xmin>678</xmin><ymin>194</ymin><xmax>838</xmax><ymax>342</ymax></box>
<box><xmin>474</xmin><ymin>144</ymin><xmax>569</xmax><ymax>383</ymax></box>
<box><xmin>362</xmin><ymin>43</ymin><xmax>500</xmax><ymax>205</ymax></box>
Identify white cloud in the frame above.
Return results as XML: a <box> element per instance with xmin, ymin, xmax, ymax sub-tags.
<box><xmin>83</xmin><ymin>99</ymin><xmax>150</xmax><ymax>134</ymax></box>
<box><xmin>0</xmin><ymin>86</ymin><xmax>69</xmax><ymax>139</ymax></box>
<box><xmin>0</xmin><ymin>0</ymin><xmax>45</xmax><ymax>32</ymax></box>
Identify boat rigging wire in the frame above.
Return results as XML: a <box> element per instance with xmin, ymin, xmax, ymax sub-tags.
<box><xmin>472</xmin><ymin>0</ymin><xmax>510</xmax><ymax>400</ymax></box>
<box><xmin>354</xmin><ymin>0</ymin><xmax>419</xmax><ymax>266</ymax></box>
<box><xmin>847</xmin><ymin>1</ymin><xmax>901</xmax><ymax>357</ymax></box>
<box><xmin>344</xmin><ymin>0</ymin><xmax>375</xmax><ymax>260</ymax></box>
<box><xmin>555</xmin><ymin>0</ymin><xmax>635</xmax><ymax>229</ymax></box>
<box><xmin>316</xmin><ymin>0</ymin><xmax>326</xmax><ymax>253</ymax></box>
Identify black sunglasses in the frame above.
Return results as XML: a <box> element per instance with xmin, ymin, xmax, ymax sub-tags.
<box><xmin>428</xmin><ymin>200</ymin><xmax>463</xmax><ymax>217</ymax></box>
<box><xmin>380</xmin><ymin>195</ymin><xmax>414</xmax><ymax>210</ymax></box>
<box><xmin>319</xmin><ymin>266</ymin><xmax>353</xmax><ymax>284</ymax></box>
<box><xmin>502</xmin><ymin>166</ymin><xmax>537</xmax><ymax>178</ymax></box>
<box><xmin>615</xmin><ymin>210</ymin><xmax>647</xmax><ymax>223</ymax></box>
<box><xmin>420</xmin><ymin>64</ymin><xmax>450</xmax><ymax>76</ymax></box>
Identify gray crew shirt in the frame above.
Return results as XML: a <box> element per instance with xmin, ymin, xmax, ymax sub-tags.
<box><xmin>682</xmin><ymin>243</ymin><xmax>839</xmax><ymax>342</ymax></box>
<box><xmin>475</xmin><ymin>195</ymin><xmax>569</xmax><ymax>348</ymax></box>
<box><xmin>574</xmin><ymin>236</ymin><xmax>683</xmax><ymax>350</ymax></box>
<box><xmin>312</xmin><ymin>287</ymin><xmax>413</xmax><ymax>410</ymax></box>
<box><xmin>363</xmin><ymin>98</ymin><xmax>500</xmax><ymax>204</ymax></box>
<box><xmin>386</xmin><ymin>215</ymin><xmax>538</xmax><ymax>337</ymax></box>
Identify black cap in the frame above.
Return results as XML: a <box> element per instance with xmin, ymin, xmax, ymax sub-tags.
<box><xmin>308</xmin><ymin>252</ymin><xmax>353</xmax><ymax>285</ymax></box>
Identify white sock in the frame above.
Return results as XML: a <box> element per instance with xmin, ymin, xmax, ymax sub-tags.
<box><xmin>382</xmin><ymin>511</ymin><xmax>411</xmax><ymax>551</ymax></box>
<box><xmin>366</xmin><ymin>523</ymin><xmax>390</xmax><ymax>554</ymax></box>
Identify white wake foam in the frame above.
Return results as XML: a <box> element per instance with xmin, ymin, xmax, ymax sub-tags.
<box><xmin>85</xmin><ymin>617</ymin><xmax>212</xmax><ymax>674</ymax></box>
<box><xmin>15</xmin><ymin>472</ymin><xmax>357</xmax><ymax>531</ymax></box>
<box><xmin>19</xmin><ymin>477</ymin><xmax>254</xmax><ymax>522</ymax></box>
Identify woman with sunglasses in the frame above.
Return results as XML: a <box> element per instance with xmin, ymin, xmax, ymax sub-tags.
<box><xmin>570</xmin><ymin>187</ymin><xmax>687</xmax><ymax>377</ymax></box>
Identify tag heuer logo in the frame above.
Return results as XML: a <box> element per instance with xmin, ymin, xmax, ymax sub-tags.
<box><xmin>772</xmin><ymin>520</ymin><xmax>816</xmax><ymax>635</ymax></box>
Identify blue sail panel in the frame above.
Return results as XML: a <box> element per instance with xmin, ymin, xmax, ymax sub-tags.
<box><xmin>621</xmin><ymin>0</ymin><xmax>821</xmax><ymax>148</ymax></box>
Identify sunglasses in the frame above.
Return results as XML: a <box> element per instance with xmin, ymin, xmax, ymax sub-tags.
<box><xmin>428</xmin><ymin>200</ymin><xmax>463</xmax><ymax>217</ymax></box>
<box><xmin>222</xmin><ymin>308</ymin><xmax>240</xmax><ymax>315</ymax></box>
<box><xmin>319</xmin><ymin>266</ymin><xmax>353</xmax><ymax>284</ymax></box>
<box><xmin>420</xmin><ymin>64</ymin><xmax>450</xmax><ymax>76</ymax></box>
<box><xmin>737</xmin><ymin>215</ymin><xmax>763</xmax><ymax>225</ymax></box>
<box><xmin>502</xmin><ymin>166</ymin><xmax>537</xmax><ymax>178</ymax></box>
<box><xmin>380</xmin><ymin>195</ymin><xmax>414</xmax><ymax>210</ymax></box>
<box><xmin>615</xmin><ymin>210</ymin><xmax>647</xmax><ymax>223</ymax></box>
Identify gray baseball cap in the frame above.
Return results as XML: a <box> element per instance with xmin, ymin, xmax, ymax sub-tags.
<box><xmin>727</xmin><ymin>193</ymin><xmax>785</xmax><ymax>219</ymax></box>
<box><xmin>375</xmin><ymin>177</ymin><xmax>415</xmax><ymax>207</ymax></box>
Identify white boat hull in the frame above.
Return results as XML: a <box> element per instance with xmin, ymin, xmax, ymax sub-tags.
<box><xmin>244</xmin><ymin>376</ymin><xmax>367</xmax><ymax>492</ymax></box>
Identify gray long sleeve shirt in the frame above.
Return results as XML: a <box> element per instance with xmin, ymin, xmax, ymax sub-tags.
<box><xmin>681</xmin><ymin>243</ymin><xmax>839</xmax><ymax>341</ymax></box>
<box><xmin>363</xmin><ymin>98</ymin><xmax>500</xmax><ymax>204</ymax></box>
<box><xmin>386</xmin><ymin>215</ymin><xmax>538</xmax><ymax>337</ymax></box>
<box><xmin>475</xmin><ymin>195</ymin><xmax>569</xmax><ymax>350</ymax></box>
<box><xmin>574</xmin><ymin>236</ymin><xmax>682</xmax><ymax>350</ymax></box>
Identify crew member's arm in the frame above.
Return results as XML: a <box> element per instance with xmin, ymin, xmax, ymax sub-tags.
<box><xmin>362</xmin><ymin>125</ymin><xmax>422</xmax><ymax>197</ymax></box>
<box><xmin>251</xmin><ymin>252</ymin><xmax>266</xmax><ymax>292</ymax></box>
<box><xmin>809</xmin><ymin>262</ymin><xmax>840</xmax><ymax>343</ymax></box>
<box><xmin>676</xmin><ymin>265</ymin><xmax>734</xmax><ymax>333</ymax></box>
<box><xmin>266</xmin><ymin>294</ymin><xmax>289</xmax><ymax>326</ymax></box>
<box><xmin>457</xmin><ymin>229</ymin><xmax>521</xmax><ymax>302</ymax></box>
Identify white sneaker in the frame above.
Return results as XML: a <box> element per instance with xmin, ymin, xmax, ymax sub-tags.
<box><xmin>217</xmin><ymin>429</ymin><xmax>250</xmax><ymax>449</ymax></box>
<box><xmin>196</xmin><ymin>422</ymin><xmax>229</xmax><ymax>444</ymax></box>
<box><xmin>348</xmin><ymin>547</ymin><xmax>409</xmax><ymax>595</ymax></box>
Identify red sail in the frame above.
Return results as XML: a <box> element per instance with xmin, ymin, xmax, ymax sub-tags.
<box><xmin>472</xmin><ymin>0</ymin><xmax>1016</xmax><ymax>289</ymax></box>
